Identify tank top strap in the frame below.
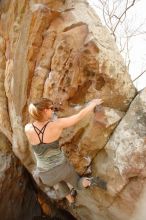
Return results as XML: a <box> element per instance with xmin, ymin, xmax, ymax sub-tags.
<box><xmin>32</xmin><ymin>120</ymin><xmax>51</xmax><ymax>144</ymax></box>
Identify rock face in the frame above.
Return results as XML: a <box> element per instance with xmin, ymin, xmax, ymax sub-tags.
<box><xmin>77</xmin><ymin>88</ymin><xmax>146</xmax><ymax>220</ymax></box>
<box><xmin>0</xmin><ymin>132</ymin><xmax>41</xmax><ymax>220</ymax></box>
<box><xmin>1</xmin><ymin>0</ymin><xmax>146</xmax><ymax>220</ymax></box>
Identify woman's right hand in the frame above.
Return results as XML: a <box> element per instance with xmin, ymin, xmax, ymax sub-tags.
<box><xmin>89</xmin><ymin>98</ymin><xmax>103</xmax><ymax>107</ymax></box>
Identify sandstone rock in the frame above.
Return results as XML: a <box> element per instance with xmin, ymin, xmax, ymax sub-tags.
<box><xmin>0</xmin><ymin>132</ymin><xmax>42</xmax><ymax>220</ymax></box>
<box><xmin>60</xmin><ymin>107</ymin><xmax>124</xmax><ymax>174</ymax></box>
<box><xmin>0</xmin><ymin>0</ymin><xmax>142</xmax><ymax>219</ymax></box>
<box><xmin>0</xmin><ymin>37</ymin><xmax>12</xmax><ymax>143</ymax></box>
<box><xmin>89</xmin><ymin>88</ymin><xmax>146</xmax><ymax>220</ymax></box>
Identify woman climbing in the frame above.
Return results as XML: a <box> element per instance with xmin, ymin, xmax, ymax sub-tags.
<box><xmin>25</xmin><ymin>98</ymin><xmax>107</xmax><ymax>208</ymax></box>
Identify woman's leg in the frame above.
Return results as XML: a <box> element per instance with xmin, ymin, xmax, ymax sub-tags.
<box><xmin>54</xmin><ymin>181</ymin><xmax>71</xmax><ymax>198</ymax></box>
<box><xmin>63</xmin><ymin>161</ymin><xmax>107</xmax><ymax>190</ymax></box>
<box><xmin>63</xmin><ymin>162</ymin><xmax>90</xmax><ymax>190</ymax></box>
<box><xmin>53</xmin><ymin>181</ymin><xmax>75</xmax><ymax>204</ymax></box>
<box><xmin>80</xmin><ymin>178</ymin><xmax>91</xmax><ymax>187</ymax></box>
<box><xmin>66</xmin><ymin>194</ymin><xmax>75</xmax><ymax>204</ymax></box>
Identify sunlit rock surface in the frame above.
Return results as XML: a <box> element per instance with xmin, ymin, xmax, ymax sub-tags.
<box><xmin>1</xmin><ymin>0</ymin><xmax>146</xmax><ymax>220</ymax></box>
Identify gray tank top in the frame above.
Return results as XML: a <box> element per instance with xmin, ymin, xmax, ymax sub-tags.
<box><xmin>32</xmin><ymin>121</ymin><xmax>66</xmax><ymax>171</ymax></box>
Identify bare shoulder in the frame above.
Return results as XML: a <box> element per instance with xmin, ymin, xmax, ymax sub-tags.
<box><xmin>24</xmin><ymin>123</ymin><xmax>33</xmax><ymax>133</ymax></box>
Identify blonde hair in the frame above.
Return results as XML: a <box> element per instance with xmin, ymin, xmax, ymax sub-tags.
<box><xmin>28</xmin><ymin>98</ymin><xmax>53</xmax><ymax>121</ymax></box>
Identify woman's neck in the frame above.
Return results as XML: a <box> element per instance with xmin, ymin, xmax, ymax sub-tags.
<box><xmin>36</xmin><ymin>117</ymin><xmax>52</xmax><ymax>124</ymax></box>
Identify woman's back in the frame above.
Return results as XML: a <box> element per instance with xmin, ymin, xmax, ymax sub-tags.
<box><xmin>25</xmin><ymin>120</ymin><xmax>66</xmax><ymax>171</ymax></box>
<box><xmin>25</xmin><ymin>120</ymin><xmax>63</xmax><ymax>146</ymax></box>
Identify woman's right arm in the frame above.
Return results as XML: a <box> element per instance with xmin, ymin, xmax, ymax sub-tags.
<box><xmin>57</xmin><ymin>99</ymin><xmax>103</xmax><ymax>129</ymax></box>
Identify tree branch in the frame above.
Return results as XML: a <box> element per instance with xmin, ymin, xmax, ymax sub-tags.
<box><xmin>113</xmin><ymin>0</ymin><xmax>136</xmax><ymax>34</ymax></box>
<box><xmin>132</xmin><ymin>70</ymin><xmax>146</xmax><ymax>82</ymax></box>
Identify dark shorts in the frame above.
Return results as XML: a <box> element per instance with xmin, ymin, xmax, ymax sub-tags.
<box><xmin>38</xmin><ymin>160</ymin><xmax>84</xmax><ymax>198</ymax></box>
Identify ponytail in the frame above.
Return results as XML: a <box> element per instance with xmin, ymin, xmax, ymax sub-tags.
<box><xmin>28</xmin><ymin>98</ymin><xmax>53</xmax><ymax>121</ymax></box>
<box><xmin>28</xmin><ymin>103</ymin><xmax>43</xmax><ymax>121</ymax></box>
